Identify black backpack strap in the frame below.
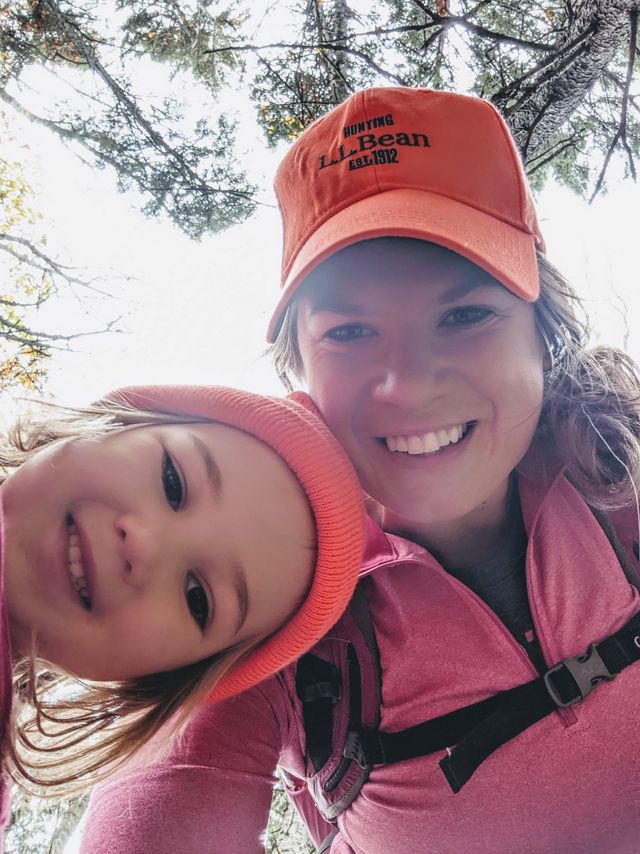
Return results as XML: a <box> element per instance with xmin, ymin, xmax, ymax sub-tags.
<box><xmin>343</xmin><ymin>611</ymin><xmax>640</xmax><ymax>793</ymax></box>
<box><xmin>441</xmin><ymin>610</ymin><xmax>640</xmax><ymax>790</ymax></box>
<box><xmin>296</xmin><ymin>654</ymin><xmax>342</xmax><ymax>773</ymax></box>
<box><xmin>322</xmin><ymin>580</ymin><xmax>382</xmax><ymax>793</ymax></box>
<box><xmin>296</xmin><ymin>582</ymin><xmax>378</xmax><ymax>779</ymax></box>
<box><xmin>296</xmin><ymin>581</ymin><xmax>383</xmax><ymax>823</ymax></box>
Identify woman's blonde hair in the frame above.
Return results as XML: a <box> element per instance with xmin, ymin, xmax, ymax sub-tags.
<box><xmin>270</xmin><ymin>239</ymin><xmax>640</xmax><ymax>512</ymax></box>
<box><xmin>1</xmin><ymin>402</ymin><xmax>259</xmax><ymax>796</ymax></box>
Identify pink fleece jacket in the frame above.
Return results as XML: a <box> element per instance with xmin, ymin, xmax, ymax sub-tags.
<box><xmin>80</xmin><ymin>470</ymin><xmax>640</xmax><ymax>853</ymax></box>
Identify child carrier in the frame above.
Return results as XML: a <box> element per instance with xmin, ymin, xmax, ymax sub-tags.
<box><xmin>292</xmin><ymin>506</ymin><xmax>640</xmax><ymax>850</ymax></box>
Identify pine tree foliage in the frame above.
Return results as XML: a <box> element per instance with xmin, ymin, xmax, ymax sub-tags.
<box><xmin>223</xmin><ymin>0</ymin><xmax>640</xmax><ymax>197</ymax></box>
<box><xmin>118</xmin><ymin>0</ymin><xmax>243</xmax><ymax>90</ymax></box>
<box><xmin>2</xmin><ymin>1</ymin><xmax>638</xmax><ymax>232</ymax></box>
<box><xmin>1</xmin><ymin>0</ymin><xmax>256</xmax><ymax>240</ymax></box>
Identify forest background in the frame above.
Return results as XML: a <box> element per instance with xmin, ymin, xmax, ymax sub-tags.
<box><xmin>1</xmin><ymin>0</ymin><xmax>639</xmax><ymax>850</ymax></box>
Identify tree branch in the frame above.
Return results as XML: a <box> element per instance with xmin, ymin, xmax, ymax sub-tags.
<box><xmin>0</xmin><ymin>234</ymin><xmax>113</xmax><ymax>296</ymax></box>
<box><xmin>210</xmin><ymin>39</ymin><xmax>408</xmax><ymax>85</ymax></box>
<box><xmin>604</xmin><ymin>69</ymin><xmax>640</xmax><ymax>116</ymax></box>
<box><xmin>526</xmin><ymin>130</ymin><xmax>585</xmax><ymax>176</ymax></box>
<box><xmin>589</xmin><ymin>6</ymin><xmax>638</xmax><ymax>201</ymax></box>
<box><xmin>0</xmin><ymin>312</ymin><xmax>122</xmax><ymax>350</ymax></box>
<box><xmin>423</xmin><ymin>13</ymin><xmax>556</xmax><ymax>54</ymax></box>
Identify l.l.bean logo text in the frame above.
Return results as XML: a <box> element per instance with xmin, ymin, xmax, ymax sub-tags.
<box><xmin>318</xmin><ymin>112</ymin><xmax>430</xmax><ymax>172</ymax></box>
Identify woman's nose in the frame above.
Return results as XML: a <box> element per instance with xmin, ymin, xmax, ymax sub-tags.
<box><xmin>371</xmin><ymin>337</ymin><xmax>444</xmax><ymax>407</ymax></box>
<box><xmin>114</xmin><ymin>514</ymin><xmax>158</xmax><ymax>586</ymax></box>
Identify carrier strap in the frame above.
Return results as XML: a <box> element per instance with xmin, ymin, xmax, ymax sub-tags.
<box><xmin>346</xmin><ymin>611</ymin><xmax>640</xmax><ymax>793</ymax></box>
<box><xmin>296</xmin><ymin>654</ymin><xmax>342</xmax><ymax>773</ymax></box>
<box><xmin>297</xmin><ymin>581</ymin><xmax>380</xmax><ymax>780</ymax></box>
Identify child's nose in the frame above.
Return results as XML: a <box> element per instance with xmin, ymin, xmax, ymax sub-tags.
<box><xmin>114</xmin><ymin>514</ymin><xmax>158</xmax><ymax>586</ymax></box>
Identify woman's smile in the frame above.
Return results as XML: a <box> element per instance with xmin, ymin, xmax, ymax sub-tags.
<box><xmin>380</xmin><ymin>421</ymin><xmax>472</xmax><ymax>455</ymax></box>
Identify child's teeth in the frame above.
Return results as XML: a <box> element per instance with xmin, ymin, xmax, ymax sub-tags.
<box><xmin>67</xmin><ymin>528</ymin><xmax>84</xmax><ymax>580</ymax></box>
<box><xmin>66</xmin><ymin>518</ymin><xmax>90</xmax><ymax>608</ymax></box>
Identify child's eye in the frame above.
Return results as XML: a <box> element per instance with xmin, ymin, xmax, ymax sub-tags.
<box><xmin>324</xmin><ymin>323</ymin><xmax>375</xmax><ymax>342</ymax></box>
<box><xmin>186</xmin><ymin>572</ymin><xmax>210</xmax><ymax>631</ymax></box>
<box><xmin>440</xmin><ymin>306</ymin><xmax>494</xmax><ymax>327</ymax></box>
<box><xmin>162</xmin><ymin>450</ymin><xmax>184</xmax><ymax>510</ymax></box>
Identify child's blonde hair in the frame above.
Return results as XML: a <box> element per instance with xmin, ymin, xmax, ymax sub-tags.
<box><xmin>270</xmin><ymin>239</ymin><xmax>640</xmax><ymax>512</ymax></box>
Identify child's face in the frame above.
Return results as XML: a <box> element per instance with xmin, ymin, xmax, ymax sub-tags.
<box><xmin>295</xmin><ymin>239</ymin><xmax>545</xmax><ymax>530</ymax></box>
<box><xmin>2</xmin><ymin>421</ymin><xmax>315</xmax><ymax>680</ymax></box>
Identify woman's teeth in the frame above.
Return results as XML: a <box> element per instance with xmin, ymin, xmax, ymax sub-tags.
<box><xmin>385</xmin><ymin>423</ymin><xmax>467</xmax><ymax>455</ymax></box>
<box><xmin>66</xmin><ymin>516</ymin><xmax>91</xmax><ymax>611</ymax></box>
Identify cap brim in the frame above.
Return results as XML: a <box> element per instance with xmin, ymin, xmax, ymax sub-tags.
<box><xmin>267</xmin><ymin>188</ymin><xmax>539</xmax><ymax>341</ymax></box>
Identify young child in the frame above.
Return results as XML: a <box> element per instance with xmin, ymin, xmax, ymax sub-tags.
<box><xmin>81</xmin><ymin>89</ymin><xmax>640</xmax><ymax>853</ymax></box>
<box><xmin>0</xmin><ymin>384</ymin><xmax>364</xmax><ymax>840</ymax></box>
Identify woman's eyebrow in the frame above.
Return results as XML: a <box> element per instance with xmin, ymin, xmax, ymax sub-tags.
<box><xmin>189</xmin><ymin>433</ymin><xmax>223</xmax><ymax>498</ymax></box>
<box><xmin>438</xmin><ymin>278</ymin><xmax>499</xmax><ymax>304</ymax></box>
<box><xmin>308</xmin><ymin>298</ymin><xmax>370</xmax><ymax>317</ymax></box>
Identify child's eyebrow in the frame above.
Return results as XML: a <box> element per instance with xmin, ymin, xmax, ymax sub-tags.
<box><xmin>189</xmin><ymin>432</ymin><xmax>223</xmax><ymax>499</ymax></box>
<box><xmin>231</xmin><ymin>559</ymin><xmax>250</xmax><ymax>635</ymax></box>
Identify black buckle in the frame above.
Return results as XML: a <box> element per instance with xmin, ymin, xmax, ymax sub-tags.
<box><xmin>543</xmin><ymin>643</ymin><xmax>614</xmax><ymax>708</ymax></box>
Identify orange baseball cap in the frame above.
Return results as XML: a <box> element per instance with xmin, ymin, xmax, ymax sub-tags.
<box><xmin>106</xmin><ymin>385</ymin><xmax>364</xmax><ymax>701</ymax></box>
<box><xmin>267</xmin><ymin>86</ymin><xmax>546</xmax><ymax>341</ymax></box>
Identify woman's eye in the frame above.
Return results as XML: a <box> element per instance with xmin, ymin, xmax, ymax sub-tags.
<box><xmin>162</xmin><ymin>451</ymin><xmax>184</xmax><ymax>511</ymax></box>
<box><xmin>440</xmin><ymin>306</ymin><xmax>494</xmax><ymax>327</ymax></box>
<box><xmin>324</xmin><ymin>323</ymin><xmax>375</xmax><ymax>342</ymax></box>
<box><xmin>186</xmin><ymin>573</ymin><xmax>209</xmax><ymax>631</ymax></box>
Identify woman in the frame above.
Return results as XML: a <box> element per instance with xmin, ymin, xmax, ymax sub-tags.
<box><xmin>80</xmin><ymin>88</ymin><xmax>640</xmax><ymax>853</ymax></box>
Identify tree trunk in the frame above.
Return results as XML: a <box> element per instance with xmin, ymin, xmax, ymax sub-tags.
<box><xmin>494</xmin><ymin>0</ymin><xmax>637</xmax><ymax>162</ymax></box>
<box><xmin>330</xmin><ymin>0</ymin><xmax>352</xmax><ymax>103</ymax></box>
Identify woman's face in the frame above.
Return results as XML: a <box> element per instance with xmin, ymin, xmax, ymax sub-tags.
<box><xmin>296</xmin><ymin>239</ymin><xmax>545</xmax><ymax>531</ymax></box>
<box><xmin>3</xmin><ymin>422</ymin><xmax>314</xmax><ymax>680</ymax></box>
